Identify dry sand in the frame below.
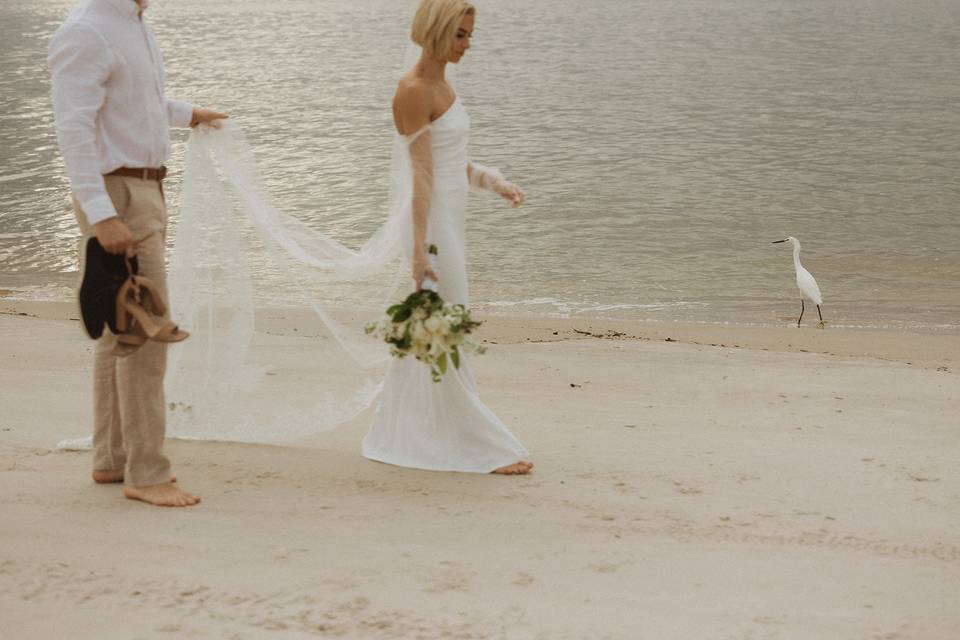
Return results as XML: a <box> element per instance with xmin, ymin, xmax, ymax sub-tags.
<box><xmin>1</xmin><ymin>300</ymin><xmax>959</xmax><ymax>639</ymax></box>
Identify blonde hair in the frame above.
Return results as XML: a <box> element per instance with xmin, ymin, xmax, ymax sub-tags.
<box><xmin>410</xmin><ymin>0</ymin><xmax>476</xmax><ymax>61</ymax></box>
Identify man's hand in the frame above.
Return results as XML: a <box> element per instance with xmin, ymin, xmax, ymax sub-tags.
<box><xmin>190</xmin><ymin>107</ymin><xmax>229</xmax><ymax>129</ymax></box>
<box><xmin>95</xmin><ymin>218</ymin><xmax>136</xmax><ymax>256</ymax></box>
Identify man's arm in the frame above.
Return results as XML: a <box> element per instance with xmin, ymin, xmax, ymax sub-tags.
<box><xmin>166</xmin><ymin>99</ymin><xmax>229</xmax><ymax>129</ymax></box>
<box><xmin>167</xmin><ymin>100</ymin><xmax>229</xmax><ymax>129</ymax></box>
<box><xmin>49</xmin><ymin>23</ymin><xmax>136</xmax><ymax>254</ymax></box>
<box><xmin>48</xmin><ymin>24</ymin><xmax>116</xmax><ymax>226</ymax></box>
<box><xmin>167</xmin><ymin>99</ymin><xmax>194</xmax><ymax>128</ymax></box>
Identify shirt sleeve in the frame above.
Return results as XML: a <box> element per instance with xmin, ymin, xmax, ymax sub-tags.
<box><xmin>167</xmin><ymin>99</ymin><xmax>194</xmax><ymax>128</ymax></box>
<box><xmin>48</xmin><ymin>23</ymin><xmax>117</xmax><ymax>226</ymax></box>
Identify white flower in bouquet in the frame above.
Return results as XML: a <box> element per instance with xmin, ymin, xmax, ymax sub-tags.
<box><xmin>365</xmin><ymin>245</ymin><xmax>486</xmax><ymax>382</ymax></box>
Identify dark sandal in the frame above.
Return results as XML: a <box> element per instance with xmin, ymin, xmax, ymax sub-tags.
<box><xmin>79</xmin><ymin>238</ymin><xmax>140</xmax><ymax>339</ymax></box>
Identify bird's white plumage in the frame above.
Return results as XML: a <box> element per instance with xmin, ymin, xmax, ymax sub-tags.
<box><xmin>796</xmin><ymin>266</ymin><xmax>822</xmax><ymax>305</ymax></box>
<box><xmin>774</xmin><ymin>236</ymin><xmax>826</xmax><ymax>328</ymax></box>
<box><xmin>779</xmin><ymin>236</ymin><xmax>823</xmax><ymax>303</ymax></box>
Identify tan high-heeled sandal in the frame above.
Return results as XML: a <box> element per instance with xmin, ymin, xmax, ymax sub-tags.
<box><xmin>114</xmin><ymin>266</ymin><xmax>189</xmax><ymax>345</ymax></box>
<box><xmin>114</xmin><ymin>275</ymin><xmax>166</xmax><ymax>318</ymax></box>
<box><xmin>117</xmin><ymin>292</ymin><xmax>189</xmax><ymax>343</ymax></box>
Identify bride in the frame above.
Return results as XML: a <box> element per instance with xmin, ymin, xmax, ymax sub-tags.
<box><xmin>162</xmin><ymin>0</ymin><xmax>532</xmax><ymax>476</ymax></box>
<box><xmin>362</xmin><ymin>0</ymin><xmax>533</xmax><ymax>475</ymax></box>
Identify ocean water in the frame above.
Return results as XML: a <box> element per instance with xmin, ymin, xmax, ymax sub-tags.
<box><xmin>2</xmin><ymin>0</ymin><xmax>959</xmax><ymax>332</ymax></box>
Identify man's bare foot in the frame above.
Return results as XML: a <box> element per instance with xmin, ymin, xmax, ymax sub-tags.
<box><xmin>123</xmin><ymin>483</ymin><xmax>200</xmax><ymax>507</ymax></box>
<box><xmin>92</xmin><ymin>470</ymin><xmax>176</xmax><ymax>484</ymax></box>
<box><xmin>492</xmin><ymin>461</ymin><xmax>534</xmax><ymax>475</ymax></box>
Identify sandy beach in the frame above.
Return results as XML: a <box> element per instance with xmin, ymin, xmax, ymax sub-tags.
<box><xmin>1</xmin><ymin>299</ymin><xmax>959</xmax><ymax>639</ymax></box>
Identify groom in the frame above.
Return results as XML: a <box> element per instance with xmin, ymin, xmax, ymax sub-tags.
<box><xmin>48</xmin><ymin>0</ymin><xmax>225</xmax><ymax>506</ymax></box>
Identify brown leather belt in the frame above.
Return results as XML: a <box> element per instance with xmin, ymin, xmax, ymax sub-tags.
<box><xmin>106</xmin><ymin>166</ymin><xmax>167</xmax><ymax>181</ymax></box>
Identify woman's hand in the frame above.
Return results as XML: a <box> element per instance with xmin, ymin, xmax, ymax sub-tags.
<box><xmin>495</xmin><ymin>180</ymin><xmax>525</xmax><ymax>208</ymax></box>
<box><xmin>412</xmin><ymin>250</ymin><xmax>440</xmax><ymax>290</ymax></box>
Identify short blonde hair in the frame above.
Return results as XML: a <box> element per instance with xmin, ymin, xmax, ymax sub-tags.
<box><xmin>410</xmin><ymin>0</ymin><xmax>476</xmax><ymax>61</ymax></box>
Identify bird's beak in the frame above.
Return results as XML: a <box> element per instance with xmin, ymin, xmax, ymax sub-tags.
<box><xmin>772</xmin><ymin>239</ymin><xmax>787</xmax><ymax>244</ymax></box>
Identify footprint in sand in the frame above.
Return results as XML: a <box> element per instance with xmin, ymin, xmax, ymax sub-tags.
<box><xmin>511</xmin><ymin>573</ymin><xmax>535</xmax><ymax>586</ymax></box>
<box><xmin>423</xmin><ymin>564</ymin><xmax>470</xmax><ymax>593</ymax></box>
<box><xmin>672</xmin><ymin>480</ymin><xmax>703</xmax><ymax>495</ymax></box>
<box><xmin>423</xmin><ymin>574</ymin><xmax>469</xmax><ymax>594</ymax></box>
<box><xmin>589</xmin><ymin>563</ymin><xmax>620</xmax><ymax>574</ymax></box>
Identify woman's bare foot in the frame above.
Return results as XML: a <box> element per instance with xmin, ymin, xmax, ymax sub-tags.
<box><xmin>92</xmin><ymin>470</ymin><xmax>176</xmax><ymax>484</ymax></box>
<box><xmin>492</xmin><ymin>461</ymin><xmax>534</xmax><ymax>475</ymax></box>
<box><xmin>123</xmin><ymin>483</ymin><xmax>200</xmax><ymax>507</ymax></box>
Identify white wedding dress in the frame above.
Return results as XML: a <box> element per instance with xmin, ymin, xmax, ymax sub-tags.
<box><xmin>362</xmin><ymin>98</ymin><xmax>529</xmax><ymax>472</ymax></box>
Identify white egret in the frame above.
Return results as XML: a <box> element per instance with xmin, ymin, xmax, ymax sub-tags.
<box><xmin>772</xmin><ymin>236</ymin><xmax>825</xmax><ymax>328</ymax></box>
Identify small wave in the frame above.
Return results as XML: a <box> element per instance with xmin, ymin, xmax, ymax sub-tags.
<box><xmin>476</xmin><ymin>297</ymin><xmax>707</xmax><ymax>317</ymax></box>
<box><xmin>4</xmin><ymin>282</ymin><xmax>958</xmax><ymax>335</ymax></box>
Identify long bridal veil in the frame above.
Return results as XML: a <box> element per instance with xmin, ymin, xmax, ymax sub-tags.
<box><xmin>163</xmin><ymin>116</ymin><xmax>423</xmax><ymax>444</ymax></box>
<box><xmin>162</xmin><ymin>37</ymin><xmax>456</xmax><ymax>445</ymax></box>
<box><xmin>56</xmin><ymin>116</ymin><xmax>417</xmax><ymax>451</ymax></box>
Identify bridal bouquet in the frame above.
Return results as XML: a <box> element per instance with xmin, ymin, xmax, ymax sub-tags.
<box><xmin>366</xmin><ymin>246</ymin><xmax>486</xmax><ymax>382</ymax></box>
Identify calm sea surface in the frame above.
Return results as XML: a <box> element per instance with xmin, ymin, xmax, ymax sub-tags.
<box><xmin>2</xmin><ymin>0</ymin><xmax>959</xmax><ymax>332</ymax></box>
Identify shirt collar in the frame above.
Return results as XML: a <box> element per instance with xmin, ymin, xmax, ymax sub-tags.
<box><xmin>99</xmin><ymin>0</ymin><xmax>147</xmax><ymax>20</ymax></box>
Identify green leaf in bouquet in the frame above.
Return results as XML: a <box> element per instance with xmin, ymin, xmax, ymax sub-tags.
<box><xmin>437</xmin><ymin>352</ymin><xmax>448</xmax><ymax>375</ymax></box>
<box><xmin>450</xmin><ymin>346</ymin><xmax>460</xmax><ymax>370</ymax></box>
<box><xmin>391</xmin><ymin>304</ymin><xmax>413</xmax><ymax>323</ymax></box>
<box><xmin>403</xmin><ymin>290</ymin><xmax>438</xmax><ymax>310</ymax></box>
<box><xmin>428</xmin><ymin>244</ymin><xmax>439</xmax><ymax>256</ymax></box>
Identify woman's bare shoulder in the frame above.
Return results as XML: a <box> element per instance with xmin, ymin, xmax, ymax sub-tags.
<box><xmin>393</xmin><ymin>77</ymin><xmax>437</xmax><ymax>134</ymax></box>
<box><xmin>394</xmin><ymin>76</ymin><xmax>436</xmax><ymax>109</ymax></box>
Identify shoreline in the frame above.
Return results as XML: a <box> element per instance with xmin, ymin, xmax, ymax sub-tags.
<box><xmin>3</xmin><ymin>280</ymin><xmax>959</xmax><ymax>340</ymax></box>
<box><xmin>4</xmin><ymin>299</ymin><xmax>958</xmax><ymax>372</ymax></box>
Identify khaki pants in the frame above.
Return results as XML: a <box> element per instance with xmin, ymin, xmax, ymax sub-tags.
<box><xmin>74</xmin><ymin>175</ymin><xmax>171</xmax><ymax>487</ymax></box>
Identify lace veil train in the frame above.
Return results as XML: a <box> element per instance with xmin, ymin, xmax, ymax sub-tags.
<box><xmin>160</xmin><ymin>110</ymin><xmax>417</xmax><ymax>443</ymax></box>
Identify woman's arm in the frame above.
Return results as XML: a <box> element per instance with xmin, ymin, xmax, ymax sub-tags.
<box><xmin>467</xmin><ymin>161</ymin><xmax>525</xmax><ymax>207</ymax></box>
<box><xmin>394</xmin><ymin>84</ymin><xmax>439</xmax><ymax>289</ymax></box>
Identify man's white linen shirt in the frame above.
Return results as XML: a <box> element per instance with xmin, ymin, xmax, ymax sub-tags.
<box><xmin>48</xmin><ymin>0</ymin><xmax>193</xmax><ymax>225</ymax></box>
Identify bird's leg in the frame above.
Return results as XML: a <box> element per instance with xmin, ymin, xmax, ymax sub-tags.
<box><xmin>816</xmin><ymin>304</ymin><xmax>825</xmax><ymax>329</ymax></box>
<box><xmin>797</xmin><ymin>299</ymin><xmax>805</xmax><ymax>328</ymax></box>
